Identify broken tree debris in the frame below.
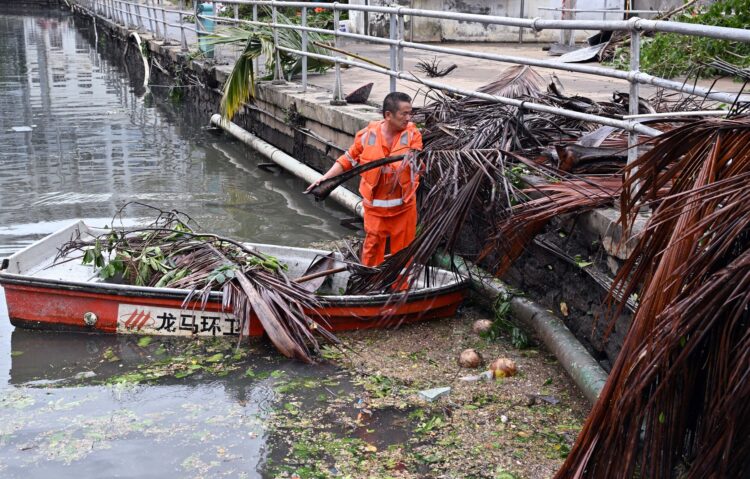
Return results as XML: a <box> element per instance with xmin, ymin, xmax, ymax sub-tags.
<box><xmin>56</xmin><ymin>204</ymin><xmax>341</xmax><ymax>363</ymax></box>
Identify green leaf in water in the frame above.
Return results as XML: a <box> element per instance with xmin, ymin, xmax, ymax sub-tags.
<box><xmin>283</xmin><ymin>402</ymin><xmax>299</xmax><ymax>416</ymax></box>
<box><xmin>206</xmin><ymin>353</ymin><xmax>224</xmax><ymax>363</ymax></box>
<box><xmin>137</xmin><ymin>336</ymin><xmax>153</xmax><ymax>347</ymax></box>
<box><xmin>102</xmin><ymin>347</ymin><xmax>120</xmax><ymax>362</ymax></box>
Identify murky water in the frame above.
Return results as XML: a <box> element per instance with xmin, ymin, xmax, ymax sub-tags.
<box><xmin>0</xmin><ymin>11</ymin><xmax>350</xmax><ymax>257</ymax></box>
<box><xmin>0</xmin><ymin>9</ymin><xmax>404</xmax><ymax>479</ymax></box>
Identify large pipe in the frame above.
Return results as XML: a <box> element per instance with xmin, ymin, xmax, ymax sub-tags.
<box><xmin>209</xmin><ymin>114</ymin><xmax>363</xmax><ymax>217</ymax></box>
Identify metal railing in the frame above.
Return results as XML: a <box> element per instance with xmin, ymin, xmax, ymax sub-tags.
<box><xmin>75</xmin><ymin>0</ymin><xmax>198</xmax><ymax>51</ymax></box>
<box><xmin>71</xmin><ymin>0</ymin><xmax>750</xmax><ymax>163</ymax></box>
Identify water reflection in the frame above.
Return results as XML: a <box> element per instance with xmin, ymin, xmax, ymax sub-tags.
<box><xmin>4</xmin><ymin>328</ymin><xmax>278</xmax><ymax>479</ymax></box>
<box><xmin>0</xmin><ymin>10</ymin><xmax>350</xmax><ymax>258</ymax></box>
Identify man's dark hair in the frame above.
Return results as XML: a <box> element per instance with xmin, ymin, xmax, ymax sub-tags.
<box><xmin>382</xmin><ymin>92</ymin><xmax>412</xmax><ymax>117</ymax></box>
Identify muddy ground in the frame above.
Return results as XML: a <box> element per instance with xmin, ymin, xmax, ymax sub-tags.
<box><xmin>265</xmin><ymin>304</ymin><xmax>591</xmax><ymax>479</ymax></box>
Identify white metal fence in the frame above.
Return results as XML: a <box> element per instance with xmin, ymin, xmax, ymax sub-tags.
<box><xmin>72</xmin><ymin>0</ymin><xmax>750</xmax><ymax>163</ymax></box>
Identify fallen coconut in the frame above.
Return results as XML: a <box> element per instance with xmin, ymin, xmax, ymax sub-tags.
<box><xmin>458</xmin><ymin>349</ymin><xmax>483</xmax><ymax>368</ymax></box>
<box><xmin>471</xmin><ymin>319</ymin><xmax>493</xmax><ymax>335</ymax></box>
<box><xmin>490</xmin><ymin>358</ymin><xmax>517</xmax><ymax>378</ymax></box>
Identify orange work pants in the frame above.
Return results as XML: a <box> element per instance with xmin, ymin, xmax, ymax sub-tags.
<box><xmin>361</xmin><ymin>203</ymin><xmax>417</xmax><ymax>267</ymax></box>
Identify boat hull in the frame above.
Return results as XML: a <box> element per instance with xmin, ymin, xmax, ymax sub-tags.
<box><xmin>2</xmin><ymin>276</ymin><xmax>466</xmax><ymax>337</ymax></box>
<box><xmin>0</xmin><ymin>220</ymin><xmax>468</xmax><ymax>338</ymax></box>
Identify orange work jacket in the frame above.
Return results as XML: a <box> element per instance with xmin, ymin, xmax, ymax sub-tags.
<box><xmin>336</xmin><ymin>120</ymin><xmax>423</xmax><ymax>217</ymax></box>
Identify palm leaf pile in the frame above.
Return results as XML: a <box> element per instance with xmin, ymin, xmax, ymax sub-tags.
<box><xmin>556</xmin><ymin>116</ymin><xmax>750</xmax><ymax>478</ymax></box>
<box><xmin>57</xmin><ymin>206</ymin><xmax>339</xmax><ymax>363</ymax></box>
<box><xmin>346</xmin><ymin>66</ymin><xmax>673</xmax><ymax>294</ymax></box>
<box><xmin>343</xmin><ymin>68</ymin><xmax>750</xmax><ymax>476</ymax></box>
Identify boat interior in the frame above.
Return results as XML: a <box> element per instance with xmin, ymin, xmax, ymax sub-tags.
<box><xmin>1</xmin><ymin>221</ymin><xmax>464</xmax><ymax>296</ymax></box>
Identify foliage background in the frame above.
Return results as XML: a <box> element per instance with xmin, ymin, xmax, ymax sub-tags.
<box><xmin>610</xmin><ymin>0</ymin><xmax>750</xmax><ymax>78</ymax></box>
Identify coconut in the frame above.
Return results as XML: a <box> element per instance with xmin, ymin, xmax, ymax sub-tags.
<box><xmin>471</xmin><ymin>319</ymin><xmax>493</xmax><ymax>335</ymax></box>
<box><xmin>458</xmin><ymin>349</ymin><xmax>483</xmax><ymax>368</ymax></box>
<box><xmin>489</xmin><ymin>358</ymin><xmax>517</xmax><ymax>378</ymax></box>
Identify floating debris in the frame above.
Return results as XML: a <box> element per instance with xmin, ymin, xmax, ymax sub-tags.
<box><xmin>417</xmin><ymin>387</ymin><xmax>451</xmax><ymax>402</ymax></box>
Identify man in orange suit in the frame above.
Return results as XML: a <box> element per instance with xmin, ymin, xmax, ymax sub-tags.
<box><xmin>306</xmin><ymin>92</ymin><xmax>423</xmax><ymax>266</ymax></box>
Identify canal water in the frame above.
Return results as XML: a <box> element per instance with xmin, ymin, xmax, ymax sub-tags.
<box><xmin>0</xmin><ymin>9</ymin><xmax>388</xmax><ymax>479</ymax></box>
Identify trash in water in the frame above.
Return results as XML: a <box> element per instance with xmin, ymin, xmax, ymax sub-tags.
<box><xmin>459</xmin><ymin>370</ymin><xmax>493</xmax><ymax>382</ymax></box>
<box><xmin>418</xmin><ymin>386</ymin><xmax>451</xmax><ymax>402</ymax></box>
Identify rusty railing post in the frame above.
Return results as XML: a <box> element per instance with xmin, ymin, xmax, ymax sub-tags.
<box><xmin>301</xmin><ymin>5</ymin><xmax>308</xmax><ymax>91</ymax></box>
<box><xmin>330</xmin><ymin>3</ymin><xmax>347</xmax><ymax>104</ymax></box>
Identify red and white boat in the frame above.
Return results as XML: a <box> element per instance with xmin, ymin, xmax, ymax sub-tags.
<box><xmin>0</xmin><ymin>221</ymin><xmax>468</xmax><ymax>337</ymax></box>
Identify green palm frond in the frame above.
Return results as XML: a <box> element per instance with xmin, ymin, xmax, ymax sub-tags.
<box><xmin>219</xmin><ymin>10</ymin><xmax>334</xmax><ymax>121</ymax></box>
<box><xmin>220</xmin><ymin>34</ymin><xmax>262</xmax><ymax>121</ymax></box>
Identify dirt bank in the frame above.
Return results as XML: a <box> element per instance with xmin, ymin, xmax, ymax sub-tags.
<box><xmin>266</xmin><ymin>305</ymin><xmax>590</xmax><ymax>479</ymax></box>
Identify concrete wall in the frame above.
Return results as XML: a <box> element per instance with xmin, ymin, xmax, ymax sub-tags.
<box><xmin>348</xmin><ymin>0</ymin><xmax>682</xmax><ymax>43</ymax></box>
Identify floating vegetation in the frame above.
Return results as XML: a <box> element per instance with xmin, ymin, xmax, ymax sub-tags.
<box><xmin>105</xmin><ymin>338</ymin><xmax>251</xmax><ymax>384</ymax></box>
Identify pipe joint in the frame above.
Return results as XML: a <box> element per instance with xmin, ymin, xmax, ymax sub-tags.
<box><xmin>531</xmin><ymin>17</ymin><xmax>543</xmax><ymax>32</ymax></box>
<box><xmin>626</xmin><ymin>70</ymin><xmax>642</xmax><ymax>82</ymax></box>
<box><xmin>628</xmin><ymin>16</ymin><xmax>643</xmax><ymax>31</ymax></box>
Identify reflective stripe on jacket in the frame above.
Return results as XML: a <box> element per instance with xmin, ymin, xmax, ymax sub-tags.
<box><xmin>336</xmin><ymin>120</ymin><xmax>423</xmax><ymax>216</ymax></box>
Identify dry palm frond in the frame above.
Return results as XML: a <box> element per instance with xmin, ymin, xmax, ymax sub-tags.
<box><xmin>347</xmin><ymin>167</ymin><xmax>487</xmax><ymax>295</ymax></box>
<box><xmin>413</xmin><ymin>71</ymin><xmax>655</xmax><ymax>157</ymax></box>
<box><xmin>475</xmin><ymin>65</ymin><xmax>545</xmax><ymax>99</ymax></box>
<box><xmin>347</xmin><ymin>149</ymin><xmax>511</xmax><ymax>295</ymax></box>
<box><xmin>557</xmin><ymin>116</ymin><xmax>750</xmax><ymax>479</ymax></box>
<box><xmin>304</xmin><ymin>154</ymin><xmax>406</xmax><ymax>201</ymax></box>
<box><xmin>415</xmin><ymin>56</ymin><xmax>457</xmax><ymax>78</ymax></box>
<box><xmin>481</xmin><ymin>172</ymin><xmax>621</xmax><ymax>276</ymax></box>
<box><xmin>56</xmin><ymin>205</ymin><xmax>340</xmax><ymax>363</ymax></box>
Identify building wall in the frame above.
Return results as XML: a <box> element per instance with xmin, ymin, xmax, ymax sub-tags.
<box><xmin>348</xmin><ymin>0</ymin><xmax>678</xmax><ymax>43</ymax></box>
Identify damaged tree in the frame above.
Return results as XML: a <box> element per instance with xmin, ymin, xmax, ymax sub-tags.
<box><xmin>556</xmin><ymin>117</ymin><xmax>750</xmax><ymax>479</ymax></box>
